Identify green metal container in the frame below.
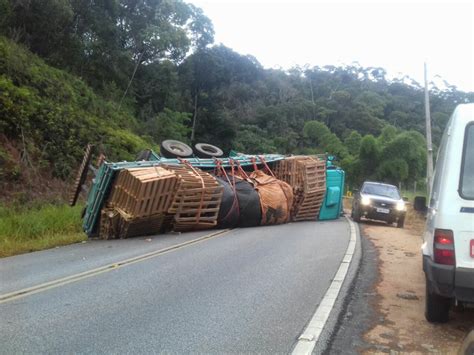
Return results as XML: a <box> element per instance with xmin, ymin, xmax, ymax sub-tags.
<box><xmin>319</xmin><ymin>168</ymin><xmax>345</xmax><ymax>220</ymax></box>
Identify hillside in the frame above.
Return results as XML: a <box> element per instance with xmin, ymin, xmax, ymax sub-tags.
<box><xmin>0</xmin><ymin>36</ymin><xmax>151</xmax><ymax>195</ymax></box>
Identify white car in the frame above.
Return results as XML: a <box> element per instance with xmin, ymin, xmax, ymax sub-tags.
<box><xmin>422</xmin><ymin>103</ymin><xmax>474</xmax><ymax>323</ymax></box>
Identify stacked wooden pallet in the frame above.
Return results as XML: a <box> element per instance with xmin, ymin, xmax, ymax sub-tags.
<box><xmin>274</xmin><ymin>156</ymin><xmax>326</xmax><ymax>221</ymax></box>
<box><xmin>100</xmin><ymin>167</ymin><xmax>178</xmax><ymax>239</ymax></box>
<box><xmin>165</xmin><ymin>165</ymin><xmax>223</xmax><ymax>232</ymax></box>
<box><xmin>99</xmin><ymin>208</ymin><xmax>166</xmax><ymax>239</ymax></box>
<box><xmin>108</xmin><ymin>167</ymin><xmax>178</xmax><ymax>217</ymax></box>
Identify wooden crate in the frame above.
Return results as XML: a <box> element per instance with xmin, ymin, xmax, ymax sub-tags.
<box><xmin>99</xmin><ymin>207</ymin><xmax>165</xmax><ymax>239</ymax></box>
<box><xmin>99</xmin><ymin>208</ymin><xmax>121</xmax><ymax>240</ymax></box>
<box><xmin>292</xmin><ymin>190</ymin><xmax>326</xmax><ymax>221</ymax></box>
<box><xmin>107</xmin><ymin>167</ymin><xmax>178</xmax><ymax>219</ymax></box>
<box><xmin>164</xmin><ymin>165</ymin><xmax>223</xmax><ymax>231</ymax></box>
<box><xmin>274</xmin><ymin>156</ymin><xmax>327</xmax><ymax>221</ymax></box>
<box><xmin>116</xmin><ymin>209</ymin><xmax>165</xmax><ymax>239</ymax></box>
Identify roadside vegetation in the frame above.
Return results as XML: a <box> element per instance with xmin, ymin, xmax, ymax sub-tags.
<box><xmin>0</xmin><ymin>204</ymin><xmax>86</xmax><ymax>257</ymax></box>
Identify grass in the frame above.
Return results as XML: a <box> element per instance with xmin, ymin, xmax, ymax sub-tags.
<box><xmin>0</xmin><ymin>204</ymin><xmax>87</xmax><ymax>257</ymax></box>
<box><xmin>400</xmin><ymin>189</ymin><xmax>428</xmax><ymax>203</ymax></box>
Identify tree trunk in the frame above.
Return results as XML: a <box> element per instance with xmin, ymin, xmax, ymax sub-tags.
<box><xmin>190</xmin><ymin>92</ymin><xmax>198</xmax><ymax>142</ymax></box>
<box><xmin>118</xmin><ymin>51</ymin><xmax>144</xmax><ymax>110</ymax></box>
<box><xmin>309</xmin><ymin>79</ymin><xmax>316</xmax><ymax>120</ymax></box>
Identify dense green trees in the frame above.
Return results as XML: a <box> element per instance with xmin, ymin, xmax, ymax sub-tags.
<box><xmin>1</xmin><ymin>0</ymin><xmax>473</xmax><ymax>191</ymax></box>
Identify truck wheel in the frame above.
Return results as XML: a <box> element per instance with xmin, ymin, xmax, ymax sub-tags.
<box><xmin>160</xmin><ymin>140</ymin><xmax>193</xmax><ymax>159</ymax></box>
<box><xmin>194</xmin><ymin>143</ymin><xmax>224</xmax><ymax>158</ymax></box>
<box><xmin>397</xmin><ymin>215</ymin><xmax>405</xmax><ymax>228</ymax></box>
<box><xmin>425</xmin><ymin>277</ymin><xmax>450</xmax><ymax>323</ymax></box>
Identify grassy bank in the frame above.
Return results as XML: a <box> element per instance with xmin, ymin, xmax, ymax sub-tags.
<box><xmin>0</xmin><ymin>204</ymin><xmax>86</xmax><ymax>257</ymax></box>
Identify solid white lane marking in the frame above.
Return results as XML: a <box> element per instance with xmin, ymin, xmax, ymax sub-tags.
<box><xmin>0</xmin><ymin>229</ymin><xmax>232</xmax><ymax>304</ymax></box>
<box><xmin>292</xmin><ymin>217</ymin><xmax>358</xmax><ymax>355</ymax></box>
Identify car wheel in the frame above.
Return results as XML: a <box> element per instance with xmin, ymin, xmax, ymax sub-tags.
<box><xmin>194</xmin><ymin>143</ymin><xmax>224</xmax><ymax>158</ymax></box>
<box><xmin>425</xmin><ymin>277</ymin><xmax>450</xmax><ymax>323</ymax></box>
<box><xmin>397</xmin><ymin>215</ymin><xmax>405</xmax><ymax>228</ymax></box>
<box><xmin>160</xmin><ymin>140</ymin><xmax>193</xmax><ymax>159</ymax></box>
<box><xmin>352</xmin><ymin>207</ymin><xmax>361</xmax><ymax>222</ymax></box>
<box><xmin>460</xmin><ymin>330</ymin><xmax>474</xmax><ymax>355</ymax></box>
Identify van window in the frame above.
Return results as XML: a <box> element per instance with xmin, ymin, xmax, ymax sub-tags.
<box><xmin>460</xmin><ymin>123</ymin><xmax>474</xmax><ymax>199</ymax></box>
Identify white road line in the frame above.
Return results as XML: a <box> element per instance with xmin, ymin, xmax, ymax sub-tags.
<box><xmin>292</xmin><ymin>217</ymin><xmax>358</xmax><ymax>355</ymax></box>
<box><xmin>0</xmin><ymin>229</ymin><xmax>232</xmax><ymax>304</ymax></box>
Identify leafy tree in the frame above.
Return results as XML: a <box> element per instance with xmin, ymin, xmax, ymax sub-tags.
<box><xmin>344</xmin><ymin>131</ymin><xmax>362</xmax><ymax>155</ymax></box>
<box><xmin>233</xmin><ymin>125</ymin><xmax>277</xmax><ymax>154</ymax></box>
<box><xmin>377</xmin><ymin>158</ymin><xmax>409</xmax><ymax>184</ymax></box>
<box><xmin>359</xmin><ymin>134</ymin><xmax>380</xmax><ymax>178</ymax></box>
<box><xmin>379</xmin><ymin>131</ymin><xmax>426</xmax><ymax>183</ymax></box>
<box><xmin>142</xmin><ymin>108</ymin><xmax>191</xmax><ymax>144</ymax></box>
<box><xmin>303</xmin><ymin>121</ymin><xmax>348</xmax><ymax>158</ymax></box>
<box><xmin>378</xmin><ymin>125</ymin><xmax>398</xmax><ymax>145</ymax></box>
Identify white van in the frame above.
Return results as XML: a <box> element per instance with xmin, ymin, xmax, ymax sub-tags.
<box><xmin>422</xmin><ymin>103</ymin><xmax>474</xmax><ymax>323</ymax></box>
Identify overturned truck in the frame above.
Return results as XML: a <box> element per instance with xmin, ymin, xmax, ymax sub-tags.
<box><xmin>71</xmin><ymin>142</ymin><xmax>344</xmax><ymax>239</ymax></box>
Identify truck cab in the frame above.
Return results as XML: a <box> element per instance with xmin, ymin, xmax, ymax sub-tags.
<box><xmin>422</xmin><ymin>103</ymin><xmax>474</xmax><ymax>322</ymax></box>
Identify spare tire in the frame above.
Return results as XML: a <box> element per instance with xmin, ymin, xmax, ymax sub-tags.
<box><xmin>194</xmin><ymin>143</ymin><xmax>224</xmax><ymax>158</ymax></box>
<box><xmin>160</xmin><ymin>140</ymin><xmax>193</xmax><ymax>159</ymax></box>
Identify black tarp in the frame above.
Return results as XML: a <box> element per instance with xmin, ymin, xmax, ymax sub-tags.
<box><xmin>215</xmin><ymin>176</ymin><xmax>239</xmax><ymax>228</ymax></box>
<box><xmin>215</xmin><ymin>176</ymin><xmax>261</xmax><ymax>228</ymax></box>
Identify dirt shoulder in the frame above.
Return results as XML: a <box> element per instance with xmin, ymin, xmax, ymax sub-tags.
<box><xmin>361</xmin><ymin>211</ymin><xmax>474</xmax><ymax>354</ymax></box>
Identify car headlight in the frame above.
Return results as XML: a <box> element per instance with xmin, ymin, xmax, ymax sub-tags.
<box><xmin>396</xmin><ymin>201</ymin><xmax>405</xmax><ymax>211</ymax></box>
<box><xmin>361</xmin><ymin>196</ymin><xmax>371</xmax><ymax>206</ymax></box>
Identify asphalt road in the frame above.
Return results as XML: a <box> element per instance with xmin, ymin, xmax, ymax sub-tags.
<box><xmin>0</xmin><ymin>220</ymin><xmax>350</xmax><ymax>354</ymax></box>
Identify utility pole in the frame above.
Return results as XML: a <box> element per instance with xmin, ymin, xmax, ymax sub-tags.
<box><xmin>424</xmin><ymin>62</ymin><xmax>434</xmax><ymax>196</ymax></box>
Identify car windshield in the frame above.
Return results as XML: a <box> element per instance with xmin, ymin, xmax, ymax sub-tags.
<box><xmin>362</xmin><ymin>183</ymin><xmax>400</xmax><ymax>199</ymax></box>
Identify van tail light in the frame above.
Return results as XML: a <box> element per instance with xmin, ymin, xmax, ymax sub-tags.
<box><xmin>434</xmin><ymin>229</ymin><xmax>455</xmax><ymax>265</ymax></box>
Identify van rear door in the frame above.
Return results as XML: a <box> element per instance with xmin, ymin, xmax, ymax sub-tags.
<box><xmin>456</xmin><ymin>122</ymin><xmax>474</xmax><ymax>270</ymax></box>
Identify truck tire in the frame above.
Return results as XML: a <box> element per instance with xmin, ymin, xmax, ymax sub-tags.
<box><xmin>160</xmin><ymin>140</ymin><xmax>193</xmax><ymax>159</ymax></box>
<box><xmin>352</xmin><ymin>207</ymin><xmax>361</xmax><ymax>222</ymax></box>
<box><xmin>425</xmin><ymin>277</ymin><xmax>450</xmax><ymax>323</ymax></box>
<box><xmin>194</xmin><ymin>143</ymin><xmax>224</xmax><ymax>158</ymax></box>
<box><xmin>397</xmin><ymin>215</ymin><xmax>405</xmax><ymax>228</ymax></box>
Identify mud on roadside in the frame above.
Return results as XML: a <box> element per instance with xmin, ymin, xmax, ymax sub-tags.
<box><xmin>361</xmin><ymin>210</ymin><xmax>474</xmax><ymax>354</ymax></box>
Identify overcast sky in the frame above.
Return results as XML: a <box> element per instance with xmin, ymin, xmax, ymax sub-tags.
<box><xmin>188</xmin><ymin>0</ymin><xmax>474</xmax><ymax>92</ymax></box>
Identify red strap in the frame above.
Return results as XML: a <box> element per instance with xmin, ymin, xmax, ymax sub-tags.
<box><xmin>235</xmin><ymin>160</ymin><xmax>250</xmax><ymax>180</ymax></box>
<box><xmin>259</xmin><ymin>156</ymin><xmax>275</xmax><ymax>178</ymax></box>
<box><xmin>251</xmin><ymin>157</ymin><xmax>258</xmax><ymax>172</ymax></box>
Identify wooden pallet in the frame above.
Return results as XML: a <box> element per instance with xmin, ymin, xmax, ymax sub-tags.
<box><xmin>69</xmin><ymin>144</ymin><xmax>93</xmax><ymax>206</ymax></box>
<box><xmin>274</xmin><ymin>156</ymin><xmax>327</xmax><ymax>221</ymax></box>
<box><xmin>99</xmin><ymin>208</ymin><xmax>121</xmax><ymax>240</ymax></box>
<box><xmin>164</xmin><ymin>165</ymin><xmax>223</xmax><ymax>231</ymax></box>
<box><xmin>99</xmin><ymin>207</ymin><xmax>165</xmax><ymax>239</ymax></box>
<box><xmin>107</xmin><ymin>167</ymin><xmax>178</xmax><ymax>219</ymax></box>
<box><xmin>292</xmin><ymin>190</ymin><xmax>326</xmax><ymax>221</ymax></box>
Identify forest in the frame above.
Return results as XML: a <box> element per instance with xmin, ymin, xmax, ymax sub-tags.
<box><xmin>1</xmin><ymin>0</ymin><xmax>473</xmax><ymax>195</ymax></box>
